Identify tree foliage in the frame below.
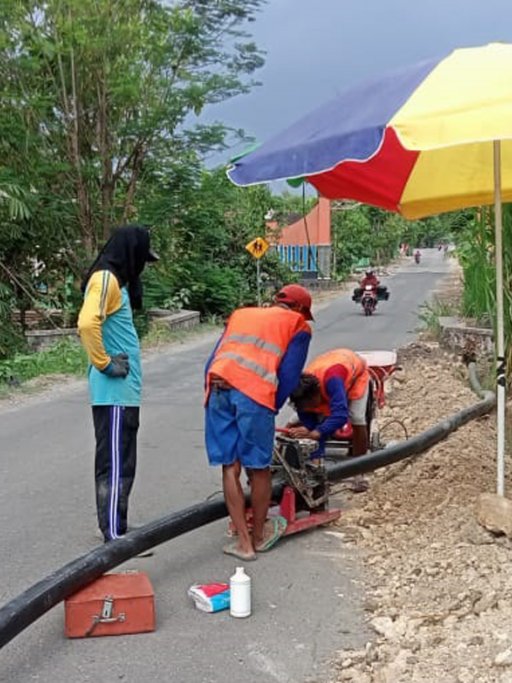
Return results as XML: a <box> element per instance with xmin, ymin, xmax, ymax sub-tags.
<box><xmin>331</xmin><ymin>204</ymin><xmax>402</xmax><ymax>276</ymax></box>
<box><xmin>141</xmin><ymin>166</ymin><xmax>295</xmax><ymax>317</ymax></box>
<box><xmin>331</xmin><ymin>202</ymin><xmax>455</xmax><ymax>278</ymax></box>
<box><xmin>0</xmin><ymin>0</ymin><xmax>265</xmax><ymax>254</ymax></box>
<box><xmin>454</xmin><ymin>205</ymin><xmax>512</xmax><ymax>377</ymax></box>
<box><xmin>0</xmin><ymin>0</ymin><xmax>267</xmax><ymax>357</ymax></box>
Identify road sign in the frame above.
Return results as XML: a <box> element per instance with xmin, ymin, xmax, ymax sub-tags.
<box><xmin>245</xmin><ymin>237</ymin><xmax>269</xmax><ymax>259</ymax></box>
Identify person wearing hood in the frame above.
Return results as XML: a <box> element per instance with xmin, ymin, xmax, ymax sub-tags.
<box><xmin>78</xmin><ymin>225</ymin><xmax>158</xmax><ymax>543</ymax></box>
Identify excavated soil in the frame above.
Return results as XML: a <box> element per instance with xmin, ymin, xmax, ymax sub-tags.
<box><xmin>329</xmin><ymin>342</ymin><xmax>512</xmax><ymax>683</ymax></box>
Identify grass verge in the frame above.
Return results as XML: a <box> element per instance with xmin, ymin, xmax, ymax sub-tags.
<box><xmin>0</xmin><ymin>339</ymin><xmax>88</xmax><ymax>389</ymax></box>
<box><xmin>418</xmin><ymin>297</ymin><xmax>459</xmax><ymax>340</ymax></box>
<box><xmin>141</xmin><ymin>319</ymin><xmax>220</xmax><ymax>349</ymax></box>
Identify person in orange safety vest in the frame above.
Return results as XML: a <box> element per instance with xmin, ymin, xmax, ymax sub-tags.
<box><xmin>205</xmin><ymin>284</ymin><xmax>313</xmax><ymax>561</ymax></box>
<box><xmin>289</xmin><ymin>348</ymin><xmax>370</xmax><ymax>461</ymax></box>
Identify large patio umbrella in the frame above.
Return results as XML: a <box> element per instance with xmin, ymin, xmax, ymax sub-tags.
<box><xmin>228</xmin><ymin>42</ymin><xmax>512</xmax><ymax>495</ymax></box>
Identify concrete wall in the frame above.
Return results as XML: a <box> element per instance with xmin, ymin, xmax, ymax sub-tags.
<box><xmin>148</xmin><ymin>309</ymin><xmax>201</xmax><ymax>332</ymax></box>
<box><xmin>25</xmin><ymin>310</ymin><xmax>201</xmax><ymax>352</ymax></box>
<box><xmin>439</xmin><ymin>316</ymin><xmax>494</xmax><ymax>355</ymax></box>
<box><xmin>317</xmin><ymin>245</ymin><xmax>331</xmax><ymax>279</ymax></box>
<box><xmin>25</xmin><ymin>328</ymin><xmax>79</xmax><ymax>352</ymax></box>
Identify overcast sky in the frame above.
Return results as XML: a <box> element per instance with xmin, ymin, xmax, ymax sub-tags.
<box><xmin>203</xmin><ymin>0</ymin><xmax>512</xmax><ymax>167</ymax></box>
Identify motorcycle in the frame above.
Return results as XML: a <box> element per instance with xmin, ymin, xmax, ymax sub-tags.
<box><xmin>352</xmin><ymin>282</ymin><xmax>389</xmax><ymax>315</ymax></box>
<box><xmin>361</xmin><ymin>284</ymin><xmax>377</xmax><ymax>316</ymax></box>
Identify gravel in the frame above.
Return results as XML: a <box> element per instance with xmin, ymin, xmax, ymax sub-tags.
<box><xmin>329</xmin><ymin>341</ymin><xmax>512</xmax><ymax>683</ymax></box>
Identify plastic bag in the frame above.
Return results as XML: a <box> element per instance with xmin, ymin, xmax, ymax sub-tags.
<box><xmin>188</xmin><ymin>583</ymin><xmax>230</xmax><ymax>613</ymax></box>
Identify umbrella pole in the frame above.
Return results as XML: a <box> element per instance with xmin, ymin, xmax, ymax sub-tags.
<box><xmin>494</xmin><ymin>140</ymin><xmax>506</xmax><ymax>496</ymax></box>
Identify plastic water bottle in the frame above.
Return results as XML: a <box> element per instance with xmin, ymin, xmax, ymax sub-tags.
<box><xmin>230</xmin><ymin>566</ymin><xmax>251</xmax><ymax>618</ymax></box>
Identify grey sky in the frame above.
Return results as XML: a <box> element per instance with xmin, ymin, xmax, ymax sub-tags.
<box><xmin>203</xmin><ymin>0</ymin><xmax>512</xmax><ymax>166</ymax></box>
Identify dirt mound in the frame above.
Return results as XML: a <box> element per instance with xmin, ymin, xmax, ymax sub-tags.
<box><xmin>330</xmin><ymin>342</ymin><xmax>512</xmax><ymax>683</ymax></box>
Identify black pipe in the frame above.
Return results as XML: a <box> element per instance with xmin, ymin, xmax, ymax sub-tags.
<box><xmin>0</xmin><ymin>391</ymin><xmax>495</xmax><ymax>650</ymax></box>
<box><xmin>0</xmin><ymin>478</ymin><xmax>287</xmax><ymax>650</ymax></box>
<box><xmin>326</xmin><ymin>389</ymin><xmax>495</xmax><ymax>480</ymax></box>
<box><xmin>467</xmin><ymin>360</ymin><xmax>488</xmax><ymax>399</ymax></box>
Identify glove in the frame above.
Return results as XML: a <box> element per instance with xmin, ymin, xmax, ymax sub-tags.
<box><xmin>102</xmin><ymin>353</ymin><xmax>130</xmax><ymax>378</ymax></box>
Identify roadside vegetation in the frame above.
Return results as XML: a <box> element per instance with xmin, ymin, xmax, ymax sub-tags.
<box><xmin>0</xmin><ymin>339</ymin><xmax>87</xmax><ymax>389</ymax></box>
<box><xmin>331</xmin><ymin>203</ymin><xmax>450</xmax><ymax>278</ymax></box>
<box><xmin>455</xmin><ymin>206</ymin><xmax>512</xmax><ymax>346</ymax></box>
<box><xmin>0</xmin><ymin>319</ymin><xmax>223</xmax><ymax>393</ymax></box>
<box><xmin>418</xmin><ymin>298</ymin><xmax>460</xmax><ymax>340</ymax></box>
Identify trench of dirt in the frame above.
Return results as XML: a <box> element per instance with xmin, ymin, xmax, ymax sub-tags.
<box><xmin>328</xmin><ymin>341</ymin><xmax>512</xmax><ymax>683</ymax></box>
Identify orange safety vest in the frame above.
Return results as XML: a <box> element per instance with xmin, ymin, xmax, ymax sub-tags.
<box><xmin>206</xmin><ymin>306</ymin><xmax>311</xmax><ymax>410</ymax></box>
<box><xmin>305</xmin><ymin>349</ymin><xmax>369</xmax><ymax>415</ymax></box>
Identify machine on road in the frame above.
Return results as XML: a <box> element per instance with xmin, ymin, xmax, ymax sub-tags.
<box><xmin>243</xmin><ymin>350</ymin><xmax>400</xmax><ymax>540</ymax></box>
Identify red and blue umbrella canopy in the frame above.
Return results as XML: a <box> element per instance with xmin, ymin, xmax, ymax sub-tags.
<box><xmin>228</xmin><ymin>43</ymin><xmax>512</xmax><ymax>219</ymax></box>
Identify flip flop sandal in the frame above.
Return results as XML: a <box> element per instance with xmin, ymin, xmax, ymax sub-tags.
<box><xmin>255</xmin><ymin>515</ymin><xmax>288</xmax><ymax>553</ymax></box>
<box><xmin>223</xmin><ymin>542</ymin><xmax>257</xmax><ymax>561</ymax></box>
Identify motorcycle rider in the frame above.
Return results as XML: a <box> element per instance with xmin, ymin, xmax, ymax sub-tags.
<box><xmin>360</xmin><ymin>268</ymin><xmax>380</xmax><ymax>290</ymax></box>
<box><xmin>414</xmin><ymin>249</ymin><xmax>421</xmax><ymax>263</ymax></box>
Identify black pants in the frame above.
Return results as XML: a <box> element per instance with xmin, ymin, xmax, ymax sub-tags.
<box><xmin>92</xmin><ymin>406</ymin><xmax>140</xmax><ymax>541</ymax></box>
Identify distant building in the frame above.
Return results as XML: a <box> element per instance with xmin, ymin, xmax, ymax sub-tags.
<box><xmin>266</xmin><ymin>197</ymin><xmax>331</xmax><ymax>279</ymax></box>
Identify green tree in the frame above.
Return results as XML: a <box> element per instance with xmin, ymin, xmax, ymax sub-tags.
<box><xmin>331</xmin><ymin>202</ymin><xmax>456</xmax><ymax>278</ymax></box>
<box><xmin>141</xmin><ymin>165</ymin><xmax>294</xmax><ymax>317</ymax></box>
<box><xmin>331</xmin><ymin>204</ymin><xmax>402</xmax><ymax>275</ymax></box>
<box><xmin>0</xmin><ymin>0</ymin><xmax>266</xmax><ymax>355</ymax></box>
<box><xmin>0</xmin><ymin>0</ymin><xmax>265</xmax><ymax>253</ymax></box>
<box><xmin>400</xmin><ymin>213</ymin><xmax>453</xmax><ymax>248</ymax></box>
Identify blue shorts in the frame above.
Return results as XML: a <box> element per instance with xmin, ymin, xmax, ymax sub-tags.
<box><xmin>205</xmin><ymin>388</ymin><xmax>275</xmax><ymax>469</ymax></box>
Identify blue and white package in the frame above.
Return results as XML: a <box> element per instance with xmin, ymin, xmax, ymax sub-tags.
<box><xmin>188</xmin><ymin>583</ymin><xmax>231</xmax><ymax>613</ymax></box>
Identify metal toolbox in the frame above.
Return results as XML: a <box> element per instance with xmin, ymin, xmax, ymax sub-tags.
<box><xmin>64</xmin><ymin>572</ymin><xmax>155</xmax><ymax>638</ymax></box>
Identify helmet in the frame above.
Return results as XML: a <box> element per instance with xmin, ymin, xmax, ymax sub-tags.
<box><xmin>365</xmin><ymin>269</ymin><xmax>374</xmax><ymax>276</ymax></box>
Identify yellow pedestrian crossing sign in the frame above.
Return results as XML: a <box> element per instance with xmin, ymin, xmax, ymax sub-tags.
<box><xmin>245</xmin><ymin>236</ymin><xmax>269</xmax><ymax>259</ymax></box>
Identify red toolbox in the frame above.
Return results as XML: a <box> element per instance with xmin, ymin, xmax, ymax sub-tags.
<box><xmin>64</xmin><ymin>572</ymin><xmax>155</xmax><ymax>638</ymax></box>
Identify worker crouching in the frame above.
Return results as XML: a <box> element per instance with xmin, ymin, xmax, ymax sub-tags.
<box><xmin>288</xmin><ymin>349</ymin><xmax>370</xmax><ymax>476</ymax></box>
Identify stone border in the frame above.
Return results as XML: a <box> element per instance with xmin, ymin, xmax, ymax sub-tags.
<box><xmin>148</xmin><ymin>308</ymin><xmax>200</xmax><ymax>332</ymax></box>
<box><xmin>25</xmin><ymin>328</ymin><xmax>79</xmax><ymax>352</ymax></box>
<box><xmin>24</xmin><ymin>309</ymin><xmax>201</xmax><ymax>352</ymax></box>
<box><xmin>439</xmin><ymin>316</ymin><xmax>494</xmax><ymax>354</ymax></box>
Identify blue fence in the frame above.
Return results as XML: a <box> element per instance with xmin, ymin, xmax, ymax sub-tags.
<box><xmin>277</xmin><ymin>244</ymin><xmax>318</xmax><ymax>273</ymax></box>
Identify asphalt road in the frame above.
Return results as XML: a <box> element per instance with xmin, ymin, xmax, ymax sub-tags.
<box><xmin>0</xmin><ymin>249</ymin><xmax>451</xmax><ymax>683</ymax></box>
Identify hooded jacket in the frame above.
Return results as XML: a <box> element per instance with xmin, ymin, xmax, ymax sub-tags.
<box><xmin>78</xmin><ymin>225</ymin><xmax>157</xmax><ymax>406</ymax></box>
<box><xmin>81</xmin><ymin>225</ymin><xmax>157</xmax><ymax>310</ymax></box>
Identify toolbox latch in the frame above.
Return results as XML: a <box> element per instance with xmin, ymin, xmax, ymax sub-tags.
<box><xmin>85</xmin><ymin>596</ymin><xmax>126</xmax><ymax>637</ymax></box>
